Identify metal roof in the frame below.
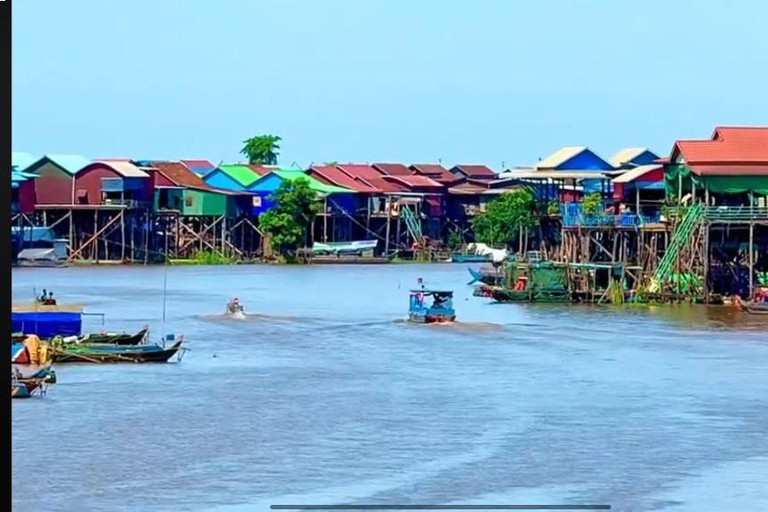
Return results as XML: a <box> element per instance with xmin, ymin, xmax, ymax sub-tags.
<box><xmin>611</xmin><ymin>164</ymin><xmax>663</xmax><ymax>183</ymax></box>
<box><xmin>673</xmin><ymin>126</ymin><xmax>768</xmax><ymax>164</ymax></box>
<box><xmin>86</xmin><ymin>161</ymin><xmax>150</xmax><ymax>178</ymax></box>
<box><xmin>451</xmin><ymin>164</ymin><xmax>497</xmax><ymax>178</ymax></box>
<box><xmin>409</xmin><ymin>164</ymin><xmax>457</xmax><ymax>183</ymax></box>
<box><xmin>382</xmin><ymin>175</ymin><xmax>443</xmax><ymax>189</ymax></box>
<box><xmin>337</xmin><ymin>164</ymin><xmax>382</xmax><ymax>180</ymax></box>
<box><xmin>372</xmin><ymin>163</ymin><xmax>414</xmax><ymax>176</ymax></box>
<box><xmin>535</xmin><ymin>146</ymin><xmax>588</xmax><ymax>169</ymax></box>
<box><xmin>309</xmin><ymin>165</ymin><xmax>381</xmax><ymax>193</ymax></box>
<box><xmin>39</xmin><ymin>154</ymin><xmax>92</xmax><ymax>175</ymax></box>
<box><xmin>608</xmin><ymin>148</ymin><xmax>651</xmax><ymax>168</ymax></box>
<box><xmin>270</xmin><ymin>170</ymin><xmax>353</xmax><ymax>194</ymax></box>
<box><xmin>506</xmin><ymin>170</ymin><xmax>613</xmax><ymax>180</ymax></box>
<box><xmin>215</xmin><ymin>164</ymin><xmax>262</xmax><ymax>187</ymax></box>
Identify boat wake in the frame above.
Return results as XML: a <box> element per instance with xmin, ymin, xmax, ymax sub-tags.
<box><xmin>195</xmin><ymin>312</ymin><xmax>299</xmax><ymax>323</ymax></box>
<box><xmin>394</xmin><ymin>319</ymin><xmax>503</xmax><ymax>331</ymax></box>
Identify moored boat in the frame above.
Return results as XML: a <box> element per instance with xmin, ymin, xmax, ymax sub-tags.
<box><xmin>49</xmin><ymin>338</ymin><xmax>185</xmax><ymax>363</ymax></box>
<box><xmin>735</xmin><ymin>296</ymin><xmax>768</xmax><ymax>315</ymax></box>
<box><xmin>408</xmin><ymin>280</ymin><xmax>456</xmax><ymax>324</ymax></box>
<box><xmin>12</xmin><ymin>379</ymin><xmax>42</xmax><ymax>399</ymax></box>
<box><xmin>12</xmin><ymin>326</ymin><xmax>150</xmax><ymax>346</ymax></box>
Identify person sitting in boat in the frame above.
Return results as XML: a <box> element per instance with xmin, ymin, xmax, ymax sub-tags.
<box><xmin>37</xmin><ymin>289</ymin><xmax>48</xmax><ymax>303</ymax></box>
<box><xmin>44</xmin><ymin>292</ymin><xmax>56</xmax><ymax>305</ymax></box>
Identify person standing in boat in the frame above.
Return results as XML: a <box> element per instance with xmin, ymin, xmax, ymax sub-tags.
<box><xmin>38</xmin><ymin>289</ymin><xmax>47</xmax><ymax>303</ymax></box>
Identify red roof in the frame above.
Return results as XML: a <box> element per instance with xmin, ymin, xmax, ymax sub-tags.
<box><xmin>337</xmin><ymin>164</ymin><xmax>382</xmax><ymax>180</ymax></box>
<box><xmin>452</xmin><ymin>164</ymin><xmax>497</xmax><ymax>178</ymax></box>
<box><xmin>181</xmin><ymin>159</ymin><xmax>216</xmax><ymax>170</ymax></box>
<box><xmin>150</xmin><ymin>161</ymin><xmax>242</xmax><ymax>195</ymax></box>
<box><xmin>671</xmin><ymin>125</ymin><xmax>768</xmax><ymax>177</ymax></box>
<box><xmin>671</xmin><ymin>126</ymin><xmax>768</xmax><ymax>176</ymax></box>
<box><xmin>382</xmin><ymin>175</ymin><xmax>444</xmax><ymax>190</ymax></box>
<box><xmin>363</xmin><ymin>176</ymin><xmax>409</xmax><ymax>193</ymax></box>
<box><xmin>372</xmin><ymin>163</ymin><xmax>414</xmax><ymax>176</ymax></box>
<box><xmin>409</xmin><ymin>164</ymin><xmax>458</xmax><ymax>184</ymax></box>
<box><xmin>712</xmin><ymin>126</ymin><xmax>768</xmax><ymax>141</ymax></box>
<box><xmin>308</xmin><ymin>165</ymin><xmax>381</xmax><ymax>193</ymax></box>
<box><xmin>151</xmin><ymin>161</ymin><xmax>214</xmax><ymax>190</ymax></box>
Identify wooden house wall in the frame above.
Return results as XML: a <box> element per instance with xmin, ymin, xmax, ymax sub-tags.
<box><xmin>75</xmin><ymin>165</ymin><xmax>150</xmax><ymax>205</ymax></box>
<box><xmin>30</xmin><ymin>161</ymin><xmax>74</xmax><ymax>205</ymax></box>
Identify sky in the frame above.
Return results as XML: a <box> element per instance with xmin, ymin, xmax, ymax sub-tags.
<box><xmin>12</xmin><ymin>0</ymin><xmax>768</xmax><ymax>169</ymax></box>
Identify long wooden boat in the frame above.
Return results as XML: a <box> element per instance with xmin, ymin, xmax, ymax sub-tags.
<box><xmin>50</xmin><ymin>339</ymin><xmax>184</xmax><ymax>364</ymax></box>
<box><xmin>76</xmin><ymin>326</ymin><xmax>149</xmax><ymax>345</ymax></box>
<box><xmin>12</xmin><ymin>326</ymin><xmax>149</xmax><ymax>346</ymax></box>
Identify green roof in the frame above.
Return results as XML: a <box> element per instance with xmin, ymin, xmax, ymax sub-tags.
<box><xmin>217</xmin><ymin>164</ymin><xmax>261</xmax><ymax>187</ymax></box>
<box><xmin>273</xmin><ymin>170</ymin><xmax>353</xmax><ymax>194</ymax></box>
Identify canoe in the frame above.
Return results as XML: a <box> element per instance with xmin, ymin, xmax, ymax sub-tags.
<box><xmin>50</xmin><ymin>339</ymin><xmax>184</xmax><ymax>364</ymax></box>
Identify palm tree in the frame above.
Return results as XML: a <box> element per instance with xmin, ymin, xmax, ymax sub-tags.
<box><xmin>241</xmin><ymin>135</ymin><xmax>281</xmax><ymax>165</ymax></box>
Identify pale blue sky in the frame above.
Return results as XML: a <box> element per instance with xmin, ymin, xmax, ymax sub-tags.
<box><xmin>12</xmin><ymin>0</ymin><xmax>768</xmax><ymax>168</ymax></box>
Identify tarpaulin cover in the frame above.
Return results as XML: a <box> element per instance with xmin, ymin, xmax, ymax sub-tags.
<box><xmin>11</xmin><ymin>311</ymin><xmax>82</xmax><ymax>338</ymax></box>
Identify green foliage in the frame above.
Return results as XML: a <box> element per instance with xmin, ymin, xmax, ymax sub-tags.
<box><xmin>470</xmin><ymin>189</ymin><xmax>537</xmax><ymax>246</ymax></box>
<box><xmin>447</xmin><ymin>229</ymin><xmax>464</xmax><ymax>250</ymax></box>
<box><xmin>189</xmin><ymin>250</ymin><xmax>235</xmax><ymax>265</ymax></box>
<box><xmin>259</xmin><ymin>178</ymin><xmax>321</xmax><ymax>258</ymax></box>
<box><xmin>547</xmin><ymin>200</ymin><xmax>560</xmax><ymax>216</ymax></box>
<box><xmin>241</xmin><ymin>134</ymin><xmax>281</xmax><ymax>165</ymax></box>
<box><xmin>581</xmin><ymin>193</ymin><xmax>603</xmax><ymax>215</ymax></box>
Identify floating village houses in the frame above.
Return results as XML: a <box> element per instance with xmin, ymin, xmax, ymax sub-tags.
<box><xmin>10</xmin><ymin>126</ymin><xmax>767</xmax><ymax>298</ymax></box>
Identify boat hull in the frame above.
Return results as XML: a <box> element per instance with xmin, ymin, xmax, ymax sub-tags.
<box><xmin>408</xmin><ymin>313</ymin><xmax>456</xmax><ymax>324</ymax></box>
<box><xmin>12</xmin><ymin>380</ymin><xmax>41</xmax><ymax>398</ymax></box>
<box><xmin>51</xmin><ymin>340</ymin><xmax>184</xmax><ymax>363</ymax></box>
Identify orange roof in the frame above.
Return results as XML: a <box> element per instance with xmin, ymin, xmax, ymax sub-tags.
<box><xmin>674</xmin><ymin>126</ymin><xmax>768</xmax><ymax>165</ymax></box>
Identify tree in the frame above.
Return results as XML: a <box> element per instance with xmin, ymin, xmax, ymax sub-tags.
<box><xmin>259</xmin><ymin>178</ymin><xmax>320</xmax><ymax>259</ymax></box>
<box><xmin>241</xmin><ymin>135</ymin><xmax>281</xmax><ymax>165</ymax></box>
<box><xmin>470</xmin><ymin>188</ymin><xmax>537</xmax><ymax>247</ymax></box>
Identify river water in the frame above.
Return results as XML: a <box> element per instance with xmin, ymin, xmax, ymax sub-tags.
<box><xmin>11</xmin><ymin>264</ymin><xmax>768</xmax><ymax>512</ymax></box>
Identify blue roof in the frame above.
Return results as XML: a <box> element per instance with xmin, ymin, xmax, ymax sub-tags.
<box><xmin>11</xmin><ymin>170</ymin><xmax>38</xmax><ymax>186</ymax></box>
<box><xmin>12</xmin><ymin>152</ymin><xmax>38</xmax><ymax>171</ymax></box>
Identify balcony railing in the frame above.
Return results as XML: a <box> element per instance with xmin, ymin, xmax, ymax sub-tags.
<box><xmin>664</xmin><ymin>205</ymin><xmax>768</xmax><ymax>222</ymax></box>
<box><xmin>704</xmin><ymin>206</ymin><xmax>768</xmax><ymax>222</ymax></box>
<box><xmin>560</xmin><ymin>203</ymin><xmax>660</xmax><ymax>227</ymax></box>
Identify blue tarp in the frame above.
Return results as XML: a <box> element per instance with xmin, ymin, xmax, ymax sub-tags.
<box><xmin>10</xmin><ymin>226</ymin><xmax>56</xmax><ymax>243</ymax></box>
<box><xmin>12</xmin><ymin>311</ymin><xmax>82</xmax><ymax>338</ymax></box>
